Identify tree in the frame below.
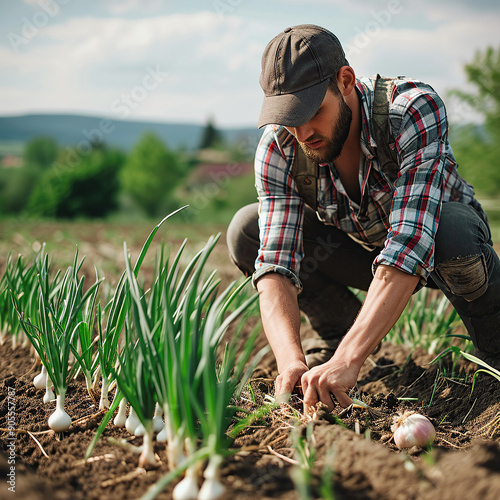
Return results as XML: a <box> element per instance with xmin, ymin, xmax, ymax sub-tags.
<box><xmin>450</xmin><ymin>46</ymin><xmax>500</xmax><ymax>131</ymax></box>
<box><xmin>24</xmin><ymin>136</ymin><xmax>58</xmax><ymax>169</ymax></box>
<box><xmin>26</xmin><ymin>147</ymin><xmax>124</xmax><ymax>218</ymax></box>
<box><xmin>120</xmin><ymin>132</ymin><xmax>185</xmax><ymax>217</ymax></box>
<box><xmin>449</xmin><ymin>46</ymin><xmax>500</xmax><ymax>197</ymax></box>
<box><xmin>0</xmin><ymin>166</ymin><xmax>40</xmax><ymax>215</ymax></box>
<box><xmin>199</xmin><ymin>117</ymin><xmax>224</xmax><ymax>150</ymax></box>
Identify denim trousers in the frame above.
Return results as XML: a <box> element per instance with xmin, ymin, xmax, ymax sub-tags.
<box><xmin>226</xmin><ymin>201</ymin><xmax>500</xmax><ymax>355</ymax></box>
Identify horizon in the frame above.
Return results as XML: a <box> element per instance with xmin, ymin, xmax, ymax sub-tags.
<box><xmin>1</xmin><ymin>1</ymin><xmax>500</xmax><ymax>128</ymax></box>
<box><xmin>0</xmin><ymin>111</ymin><xmax>257</xmax><ymax>130</ymax></box>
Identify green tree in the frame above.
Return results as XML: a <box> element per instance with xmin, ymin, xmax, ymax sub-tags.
<box><xmin>0</xmin><ymin>166</ymin><xmax>40</xmax><ymax>215</ymax></box>
<box><xmin>24</xmin><ymin>136</ymin><xmax>58</xmax><ymax>169</ymax></box>
<box><xmin>26</xmin><ymin>147</ymin><xmax>124</xmax><ymax>218</ymax></box>
<box><xmin>120</xmin><ymin>132</ymin><xmax>185</xmax><ymax>217</ymax></box>
<box><xmin>199</xmin><ymin>117</ymin><xmax>224</xmax><ymax>150</ymax></box>
<box><xmin>450</xmin><ymin>46</ymin><xmax>500</xmax><ymax>197</ymax></box>
<box><xmin>451</xmin><ymin>46</ymin><xmax>500</xmax><ymax>131</ymax></box>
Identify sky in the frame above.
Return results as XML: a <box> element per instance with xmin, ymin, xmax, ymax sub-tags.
<box><xmin>1</xmin><ymin>0</ymin><xmax>500</xmax><ymax>128</ymax></box>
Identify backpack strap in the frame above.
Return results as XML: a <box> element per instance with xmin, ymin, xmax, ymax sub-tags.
<box><xmin>291</xmin><ymin>145</ymin><xmax>318</xmax><ymax>211</ymax></box>
<box><xmin>371</xmin><ymin>74</ymin><xmax>399</xmax><ymax>184</ymax></box>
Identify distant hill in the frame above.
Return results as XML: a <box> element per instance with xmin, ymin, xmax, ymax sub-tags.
<box><xmin>0</xmin><ymin>114</ymin><xmax>262</xmax><ymax>152</ymax></box>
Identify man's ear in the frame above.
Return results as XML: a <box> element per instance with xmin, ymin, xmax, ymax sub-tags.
<box><xmin>337</xmin><ymin>66</ymin><xmax>356</xmax><ymax>97</ymax></box>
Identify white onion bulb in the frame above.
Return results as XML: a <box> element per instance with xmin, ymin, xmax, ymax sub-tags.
<box><xmin>43</xmin><ymin>386</ymin><xmax>55</xmax><ymax>403</ymax></box>
<box><xmin>391</xmin><ymin>411</ymin><xmax>435</xmax><ymax>449</ymax></box>
<box><xmin>114</xmin><ymin>398</ymin><xmax>128</xmax><ymax>427</ymax></box>
<box><xmin>156</xmin><ymin>426</ymin><xmax>167</xmax><ymax>442</ymax></box>
<box><xmin>152</xmin><ymin>405</ymin><xmax>164</xmax><ymax>433</ymax></box>
<box><xmin>134</xmin><ymin>423</ymin><xmax>146</xmax><ymax>436</ymax></box>
<box><xmin>172</xmin><ymin>466</ymin><xmax>199</xmax><ymax>500</ymax></box>
<box><xmin>33</xmin><ymin>366</ymin><xmax>48</xmax><ymax>389</ymax></box>
<box><xmin>198</xmin><ymin>455</ymin><xmax>225</xmax><ymax>500</ymax></box>
<box><xmin>48</xmin><ymin>393</ymin><xmax>72</xmax><ymax>432</ymax></box>
<box><xmin>125</xmin><ymin>407</ymin><xmax>140</xmax><ymax>434</ymax></box>
<box><xmin>48</xmin><ymin>407</ymin><xmax>72</xmax><ymax>432</ymax></box>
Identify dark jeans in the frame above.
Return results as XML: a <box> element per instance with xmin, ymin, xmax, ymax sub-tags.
<box><xmin>227</xmin><ymin>202</ymin><xmax>500</xmax><ymax>354</ymax></box>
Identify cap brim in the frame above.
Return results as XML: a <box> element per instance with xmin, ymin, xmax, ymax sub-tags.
<box><xmin>257</xmin><ymin>79</ymin><xmax>330</xmax><ymax>129</ymax></box>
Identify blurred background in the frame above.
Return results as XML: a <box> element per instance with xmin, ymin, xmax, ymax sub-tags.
<box><xmin>0</xmin><ymin>0</ymin><xmax>499</xmax><ymax>230</ymax></box>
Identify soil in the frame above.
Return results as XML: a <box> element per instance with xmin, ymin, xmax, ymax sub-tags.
<box><xmin>1</xmin><ymin>222</ymin><xmax>500</xmax><ymax>499</ymax></box>
<box><xmin>1</xmin><ymin>332</ymin><xmax>500</xmax><ymax>500</ymax></box>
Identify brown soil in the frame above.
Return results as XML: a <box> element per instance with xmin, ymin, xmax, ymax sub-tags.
<box><xmin>1</xmin><ymin>337</ymin><xmax>500</xmax><ymax>500</ymax></box>
<box><xmin>1</xmin><ymin>222</ymin><xmax>500</xmax><ymax>499</ymax></box>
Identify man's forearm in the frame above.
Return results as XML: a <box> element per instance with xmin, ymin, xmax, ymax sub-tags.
<box><xmin>300</xmin><ymin>264</ymin><xmax>420</xmax><ymax>410</ymax></box>
<box><xmin>335</xmin><ymin>264</ymin><xmax>420</xmax><ymax>368</ymax></box>
<box><xmin>256</xmin><ymin>273</ymin><xmax>304</xmax><ymax>372</ymax></box>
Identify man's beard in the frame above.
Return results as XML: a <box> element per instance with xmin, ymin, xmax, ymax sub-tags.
<box><xmin>298</xmin><ymin>98</ymin><xmax>352</xmax><ymax>163</ymax></box>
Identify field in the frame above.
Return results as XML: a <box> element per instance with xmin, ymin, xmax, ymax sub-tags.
<box><xmin>1</xmin><ymin>219</ymin><xmax>500</xmax><ymax>500</ymax></box>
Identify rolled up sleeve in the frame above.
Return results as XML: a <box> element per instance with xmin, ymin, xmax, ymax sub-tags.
<box><xmin>253</xmin><ymin>126</ymin><xmax>305</xmax><ymax>290</ymax></box>
<box><xmin>373</xmin><ymin>87</ymin><xmax>452</xmax><ymax>285</ymax></box>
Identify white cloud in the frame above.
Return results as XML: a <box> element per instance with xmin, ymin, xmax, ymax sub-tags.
<box><xmin>345</xmin><ymin>13</ymin><xmax>500</xmax><ymax>124</ymax></box>
<box><xmin>0</xmin><ymin>11</ymin><xmax>269</xmax><ymax>126</ymax></box>
<box><xmin>107</xmin><ymin>0</ymin><xmax>164</xmax><ymax>15</ymax></box>
<box><xmin>3</xmin><ymin>2</ymin><xmax>499</xmax><ymax>126</ymax></box>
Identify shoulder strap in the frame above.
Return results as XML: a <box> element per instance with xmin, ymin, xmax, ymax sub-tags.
<box><xmin>371</xmin><ymin>74</ymin><xmax>399</xmax><ymax>183</ymax></box>
<box><xmin>291</xmin><ymin>145</ymin><xmax>318</xmax><ymax>211</ymax></box>
<box><xmin>291</xmin><ymin>75</ymin><xmax>400</xmax><ymax>209</ymax></box>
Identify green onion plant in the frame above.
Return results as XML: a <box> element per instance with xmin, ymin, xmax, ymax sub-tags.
<box><xmin>11</xmin><ymin>249</ymin><xmax>102</xmax><ymax>432</ymax></box>
<box><xmin>70</xmin><ymin>267</ymin><xmax>101</xmax><ymax>399</ymax></box>
<box><xmin>2</xmin><ymin>252</ymin><xmax>39</xmax><ymax>348</ymax></box>
<box><xmin>387</xmin><ymin>288</ymin><xmax>467</xmax><ymax>354</ymax></box>
<box><xmin>115</xmin><ymin>228</ymin><xmax>266</xmax><ymax>500</ymax></box>
<box><xmin>95</xmin><ymin>271</ymin><xmax>129</xmax><ymax>409</ymax></box>
<box><xmin>290</xmin><ymin>423</ymin><xmax>316</xmax><ymax>500</ymax></box>
<box><xmin>431</xmin><ymin>345</ymin><xmax>500</xmax><ymax>392</ymax></box>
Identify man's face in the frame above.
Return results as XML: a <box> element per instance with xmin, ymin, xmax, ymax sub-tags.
<box><xmin>285</xmin><ymin>88</ymin><xmax>352</xmax><ymax>163</ymax></box>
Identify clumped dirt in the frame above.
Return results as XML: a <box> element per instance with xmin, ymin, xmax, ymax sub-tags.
<box><xmin>1</xmin><ymin>337</ymin><xmax>500</xmax><ymax>500</ymax></box>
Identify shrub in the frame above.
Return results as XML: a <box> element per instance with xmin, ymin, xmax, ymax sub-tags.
<box><xmin>0</xmin><ymin>166</ymin><xmax>41</xmax><ymax>215</ymax></box>
<box><xmin>120</xmin><ymin>132</ymin><xmax>186</xmax><ymax>217</ymax></box>
<box><xmin>26</xmin><ymin>147</ymin><xmax>125</xmax><ymax>218</ymax></box>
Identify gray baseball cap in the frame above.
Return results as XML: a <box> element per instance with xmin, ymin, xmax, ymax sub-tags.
<box><xmin>258</xmin><ymin>25</ymin><xmax>348</xmax><ymax>129</ymax></box>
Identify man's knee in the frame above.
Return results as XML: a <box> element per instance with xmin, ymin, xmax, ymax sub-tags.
<box><xmin>226</xmin><ymin>203</ymin><xmax>260</xmax><ymax>277</ymax></box>
<box><xmin>434</xmin><ymin>202</ymin><xmax>491</xmax><ymax>301</ymax></box>
<box><xmin>435</xmin><ymin>254</ymin><xmax>488</xmax><ymax>301</ymax></box>
<box><xmin>435</xmin><ymin>203</ymin><xmax>490</xmax><ymax>259</ymax></box>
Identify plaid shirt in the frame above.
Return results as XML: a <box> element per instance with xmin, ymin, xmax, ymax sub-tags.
<box><xmin>253</xmin><ymin>76</ymin><xmax>482</xmax><ymax>290</ymax></box>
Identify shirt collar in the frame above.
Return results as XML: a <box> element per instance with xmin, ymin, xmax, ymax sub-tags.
<box><xmin>270</xmin><ymin>125</ymin><xmax>295</xmax><ymax>157</ymax></box>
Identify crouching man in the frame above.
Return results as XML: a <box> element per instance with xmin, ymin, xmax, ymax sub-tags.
<box><xmin>227</xmin><ymin>25</ymin><xmax>500</xmax><ymax>411</ymax></box>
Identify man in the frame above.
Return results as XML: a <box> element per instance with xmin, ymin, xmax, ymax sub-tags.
<box><xmin>227</xmin><ymin>24</ymin><xmax>500</xmax><ymax>412</ymax></box>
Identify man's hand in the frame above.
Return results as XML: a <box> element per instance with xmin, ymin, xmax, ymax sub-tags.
<box><xmin>274</xmin><ymin>360</ymin><xmax>309</xmax><ymax>403</ymax></box>
<box><xmin>300</xmin><ymin>355</ymin><xmax>359</xmax><ymax>411</ymax></box>
<box><xmin>300</xmin><ymin>265</ymin><xmax>420</xmax><ymax>413</ymax></box>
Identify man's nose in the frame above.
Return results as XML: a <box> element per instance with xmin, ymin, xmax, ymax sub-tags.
<box><xmin>292</xmin><ymin>123</ymin><xmax>314</xmax><ymax>143</ymax></box>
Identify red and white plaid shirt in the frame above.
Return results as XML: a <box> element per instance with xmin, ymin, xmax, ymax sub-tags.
<box><xmin>253</xmin><ymin>76</ymin><xmax>484</xmax><ymax>290</ymax></box>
